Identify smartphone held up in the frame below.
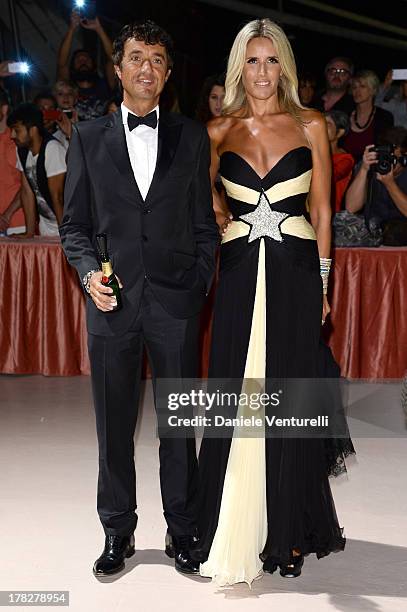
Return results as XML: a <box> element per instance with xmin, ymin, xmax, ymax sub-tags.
<box><xmin>42</xmin><ymin>109</ymin><xmax>74</xmax><ymax>122</ymax></box>
<box><xmin>74</xmin><ymin>0</ymin><xmax>97</xmax><ymax>20</ymax></box>
<box><xmin>392</xmin><ymin>69</ymin><xmax>407</xmax><ymax>81</ymax></box>
<box><xmin>7</xmin><ymin>62</ymin><xmax>30</xmax><ymax>74</ymax></box>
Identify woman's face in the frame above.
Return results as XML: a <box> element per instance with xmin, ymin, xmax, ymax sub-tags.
<box><xmin>242</xmin><ymin>37</ymin><xmax>282</xmax><ymax>101</ymax></box>
<box><xmin>299</xmin><ymin>80</ymin><xmax>315</xmax><ymax>105</ymax></box>
<box><xmin>351</xmin><ymin>78</ymin><xmax>374</xmax><ymax>104</ymax></box>
<box><xmin>208</xmin><ymin>85</ymin><xmax>225</xmax><ymax>117</ymax></box>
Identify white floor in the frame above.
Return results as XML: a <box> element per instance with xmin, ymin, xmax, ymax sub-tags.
<box><xmin>1</xmin><ymin>375</ymin><xmax>406</xmax><ymax>612</ymax></box>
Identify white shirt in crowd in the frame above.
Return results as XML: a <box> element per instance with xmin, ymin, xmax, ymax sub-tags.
<box><xmin>16</xmin><ymin>139</ymin><xmax>67</xmax><ymax>236</ymax></box>
<box><xmin>121</xmin><ymin>102</ymin><xmax>159</xmax><ymax>200</ymax></box>
<box><xmin>52</xmin><ymin>128</ymin><xmax>70</xmax><ymax>151</ymax></box>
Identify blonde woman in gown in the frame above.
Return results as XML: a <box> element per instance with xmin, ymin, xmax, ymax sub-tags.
<box><xmin>194</xmin><ymin>18</ymin><xmax>355</xmax><ymax>587</ymax></box>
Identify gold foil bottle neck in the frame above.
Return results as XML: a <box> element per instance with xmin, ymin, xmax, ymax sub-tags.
<box><xmin>101</xmin><ymin>261</ymin><xmax>113</xmax><ymax>277</ymax></box>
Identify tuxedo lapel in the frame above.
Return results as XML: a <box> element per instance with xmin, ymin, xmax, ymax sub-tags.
<box><xmin>145</xmin><ymin>110</ymin><xmax>183</xmax><ymax>204</ymax></box>
<box><xmin>103</xmin><ymin>110</ymin><xmax>144</xmax><ymax>204</ymax></box>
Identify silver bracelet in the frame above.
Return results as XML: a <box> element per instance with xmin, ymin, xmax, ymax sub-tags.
<box><xmin>320</xmin><ymin>257</ymin><xmax>332</xmax><ymax>295</ymax></box>
<box><xmin>82</xmin><ymin>269</ymin><xmax>98</xmax><ymax>294</ymax></box>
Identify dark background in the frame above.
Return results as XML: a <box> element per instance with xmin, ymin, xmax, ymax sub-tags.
<box><xmin>2</xmin><ymin>0</ymin><xmax>407</xmax><ymax>115</ymax></box>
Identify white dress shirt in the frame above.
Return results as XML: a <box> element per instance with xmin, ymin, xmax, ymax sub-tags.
<box><xmin>121</xmin><ymin>103</ymin><xmax>159</xmax><ymax>200</ymax></box>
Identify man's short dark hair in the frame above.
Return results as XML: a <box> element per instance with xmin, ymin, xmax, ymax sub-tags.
<box><xmin>0</xmin><ymin>88</ymin><xmax>10</xmax><ymax>107</ymax></box>
<box><xmin>112</xmin><ymin>19</ymin><xmax>174</xmax><ymax>69</ymax></box>
<box><xmin>7</xmin><ymin>102</ymin><xmax>44</xmax><ymax>131</ymax></box>
<box><xmin>378</xmin><ymin>126</ymin><xmax>407</xmax><ymax>151</ymax></box>
<box><xmin>33</xmin><ymin>91</ymin><xmax>57</xmax><ymax>108</ymax></box>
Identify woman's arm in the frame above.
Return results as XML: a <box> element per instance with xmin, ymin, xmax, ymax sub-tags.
<box><xmin>304</xmin><ymin>110</ymin><xmax>333</xmax><ymax>321</ymax></box>
<box><xmin>207</xmin><ymin>118</ymin><xmax>232</xmax><ymax>235</ymax></box>
<box><xmin>304</xmin><ymin>111</ymin><xmax>332</xmax><ymax>258</ymax></box>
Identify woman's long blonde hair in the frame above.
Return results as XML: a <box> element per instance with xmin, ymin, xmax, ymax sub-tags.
<box><xmin>222</xmin><ymin>18</ymin><xmax>305</xmax><ymax>121</ymax></box>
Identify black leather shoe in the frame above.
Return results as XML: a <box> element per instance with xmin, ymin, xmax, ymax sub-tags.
<box><xmin>165</xmin><ymin>531</ymin><xmax>175</xmax><ymax>559</ymax></box>
<box><xmin>279</xmin><ymin>553</ymin><xmax>304</xmax><ymax>578</ymax></box>
<box><xmin>173</xmin><ymin>535</ymin><xmax>200</xmax><ymax>575</ymax></box>
<box><xmin>263</xmin><ymin>557</ymin><xmax>278</xmax><ymax>574</ymax></box>
<box><xmin>165</xmin><ymin>530</ymin><xmax>200</xmax><ymax>560</ymax></box>
<box><xmin>93</xmin><ymin>534</ymin><xmax>135</xmax><ymax>576</ymax></box>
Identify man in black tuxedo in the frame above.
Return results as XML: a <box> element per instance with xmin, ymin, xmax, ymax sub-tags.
<box><xmin>60</xmin><ymin>20</ymin><xmax>219</xmax><ymax>576</ymax></box>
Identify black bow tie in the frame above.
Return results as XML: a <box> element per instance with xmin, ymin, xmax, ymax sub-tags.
<box><xmin>127</xmin><ymin>110</ymin><xmax>158</xmax><ymax>131</ymax></box>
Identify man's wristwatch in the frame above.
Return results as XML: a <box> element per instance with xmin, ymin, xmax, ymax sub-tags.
<box><xmin>82</xmin><ymin>270</ymin><xmax>98</xmax><ymax>294</ymax></box>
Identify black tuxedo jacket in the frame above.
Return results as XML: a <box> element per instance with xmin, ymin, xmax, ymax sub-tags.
<box><xmin>60</xmin><ymin>108</ymin><xmax>219</xmax><ymax>335</ymax></box>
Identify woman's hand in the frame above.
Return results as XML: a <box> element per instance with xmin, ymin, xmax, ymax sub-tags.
<box><xmin>217</xmin><ymin>213</ymin><xmax>233</xmax><ymax>236</ymax></box>
<box><xmin>322</xmin><ymin>294</ymin><xmax>331</xmax><ymax>325</ymax></box>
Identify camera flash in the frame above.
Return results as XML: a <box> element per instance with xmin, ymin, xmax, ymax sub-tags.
<box><xmin>75</xmin><ymin>0</ymin><xmax>85</xmax><ymax>8</ymax></box>
<box><xmin>20</xmin><ymin>62</ymin><xmax>30</xmax><ymax>74</ymax></box>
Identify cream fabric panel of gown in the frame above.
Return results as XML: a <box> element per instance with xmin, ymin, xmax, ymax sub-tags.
<box><xmin>200</xmin><ymin>239</ymin><xmax>268</xmax><ymax>586</ymax></box>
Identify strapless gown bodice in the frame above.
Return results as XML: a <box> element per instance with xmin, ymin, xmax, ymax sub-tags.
<box><xmin>219</xmin><ymin>146</ymin><xmax>316</xmax><ymax>244</ymax></box>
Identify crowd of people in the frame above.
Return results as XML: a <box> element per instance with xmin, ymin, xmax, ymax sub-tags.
<box><xmin>0</xmin><ymin>12</ymin><xmax>406</xmax><ymax>244</ymax></box>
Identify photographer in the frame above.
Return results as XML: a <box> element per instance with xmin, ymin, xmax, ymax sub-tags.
<box><xmin>345</xmin><ymin>127</ymin><xmax>407</xmax><ymax>244</ymax></box>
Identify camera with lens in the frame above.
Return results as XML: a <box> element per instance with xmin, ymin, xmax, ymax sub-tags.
<box><xmin>369</xmin><ymin>144</ymin><xmax>397</xmax><ymax>175</ymax></box>
<box><xmin>398</xmin><ymin>153</ymin><xmax>407</xmax><ymax>168</ymax></box>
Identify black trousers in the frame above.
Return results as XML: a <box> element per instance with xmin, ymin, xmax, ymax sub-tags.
<box><xmin>88</xmin><ymin>283</ymin><xmax>200</xmax><ymax>537</ymax></box>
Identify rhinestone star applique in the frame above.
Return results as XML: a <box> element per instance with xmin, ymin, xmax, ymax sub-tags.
<box><xmin>239</xmin><ymin>191</ymin><xmax>290</xmax><ymax>243</ymax></box>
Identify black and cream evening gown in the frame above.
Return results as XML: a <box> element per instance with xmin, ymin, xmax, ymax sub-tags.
<box><xmin>197</xmin><ymin>146</ymin><xmax>355</xmax><ymax>586</ymax></box>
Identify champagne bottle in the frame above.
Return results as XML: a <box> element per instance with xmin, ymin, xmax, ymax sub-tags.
<box><xmin>96</xmin><ymin>233</ymin><xmax>122</xmax><ymax>311</ymax></box>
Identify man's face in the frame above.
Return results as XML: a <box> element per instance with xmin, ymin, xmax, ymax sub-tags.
<box><xmin>115</xmin><ymin>38</ymin><xmax>171</xmax><ymax>105</ymax></box>
<box><xmin>10</xmin><ymin>121</ymin><xmax>32</xmax><ymax>148</ymax></box>
<box><xmin>55</xmin><ymin>86</ymin><xmax>77</xmax><ymax>110</ymax></box>
<box><xmin>73</xmin><ymin>52</ymin><xmax>94</xmax><ymax>72</ymax></box>
<box><xmin>326</xmin><ymin>61</ymin><xmax>352</xmax><ymax>92</ymax></box>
